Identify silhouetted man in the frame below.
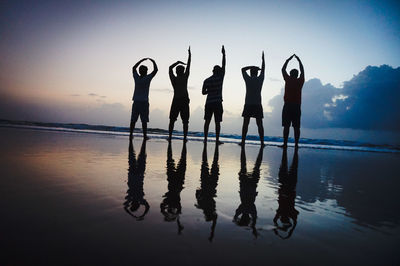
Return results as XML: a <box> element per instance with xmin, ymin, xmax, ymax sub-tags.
<box><xmin>202</xmin><ymin>45</ymin><xmax>226</xmax><ymax>145</ymax></box>
<box><xmin>233</xmin><ymin>146</ymin><xmax>263</xmax><ymax>238</ymax></box>
<box><xmin>195</xmin><ymin>144</ymin><xmax>219</xmax><ymax>241</ymax></box>
<box><xmin>273</xmin><ymin>148</ymin><xmax>299</xmax><ymax>239</ymax></box>
<box><xmin>124</xmin><ymin>139</ymin><xmax>149</xmax><ymax>220</ymax></box>
<box><xmin>281</xmin><ymin>54</ymin><xmax>304</xmax><ymax>148</ymax></box>
<box><xmin>240</xmin><ymin>51</ymin><xmax>265</xmax><ymax>147</ymax></box>
<box><xmin>160</xmin><ymin>142</ymin><xmax>187</xmax><ymax>234</ymax></box>
<box><xmin>168</xmin><ymin>47</ymin><xmax>191</xmax><ymax>142</ymax></box>
<box><xmin>130</xmin><ymin>58</ymin><xmax>158</xmax><ymax>141</ymax></box>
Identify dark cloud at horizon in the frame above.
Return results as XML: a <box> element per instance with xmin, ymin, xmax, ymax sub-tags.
<box><xmin>0</xmin><ymin>65</ymin><xmax>399</xmax><ymax>144</ymax></box>
<box><xmin>266</xmin><ymin>65</ymin><xmax>400</xmax><ymax>131</ymax></box>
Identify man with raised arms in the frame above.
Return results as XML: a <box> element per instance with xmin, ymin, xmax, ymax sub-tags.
<box><xmin>240</xmin><ymin>51</ymin><xmax>265</xmax><ymax>147</ymax></box>
<box><xmin>130</xmin><ymin>58</ymin><xmax>158</xmax><ymax>142</ymax></box>
<box><xmin>202</xmin><ymin>45</ymin><xmax>226</xmax><ymax>145</ymax></box>
<box><xmin>281</xmin><ymin>54</ymin><xmax>304</xmax><ymax>148</ymax></box>
<box><xmin>168</xmin><ymin>47</ymin><xmax>191</xmax><ymax>142</ymax></box>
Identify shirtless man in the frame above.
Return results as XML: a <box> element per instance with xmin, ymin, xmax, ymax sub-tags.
<box><xmin>168</xmin><ymin>47</ymin><xmax>191</xmax><ymax>142</ymax></box>
<box><xmin>240</xmin><ymin>51</ymin><xmax>265</xmax><ymax>146</ymax></box>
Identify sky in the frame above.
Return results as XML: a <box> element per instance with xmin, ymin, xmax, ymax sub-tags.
<box><xmin>0</xmin><ymin>0</ymin><xmax>399</xmax><ymax>141</ymax></box>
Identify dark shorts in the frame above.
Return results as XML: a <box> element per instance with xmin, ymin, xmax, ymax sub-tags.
<box><xmin>131</xmin><ymin>101</ymin><xmax>149</xmax><ymax>123</ymax></box>
<box><xmin>169</xmin><ymin>98</ymin><xmax>190</xmax><ymax>123</ymax></box>
<box><xmin>204</xmin><ymin>102</ymin><xmax>223</xmax><ymax>122</ymax></box>
<box><xmin>242</xmin><ymin>104</ymin><xmax>263</xmax><ymax>119</ymax></box>
<box><xmin>282</xmin><ymin>103</ymin><xmax>301</xmax><ymax>127</ymax></box>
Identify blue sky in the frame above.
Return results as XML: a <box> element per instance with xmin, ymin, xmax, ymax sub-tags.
<box><xmin>0</xmin><ymin>0</ymin><xmax>399</xmax><ymax>140</ymax></box>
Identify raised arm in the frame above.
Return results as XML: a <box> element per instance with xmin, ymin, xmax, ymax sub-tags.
<box><xmin>185</xmin><ymin>46</ymin><xmax>191</xmax><ymax>77</ymax></box>
<box><xmin>148</xmin><ymin>58</ymin><xmax>158</xmax><ymax>77</ymax></box>
<box><xmin>169</xmin><ymin>61</ymin><xmax>185</xmax><ymax>79</ymax></box>
<box><xmin>295</xmin><ymin>55</ymin><xmax>304</xmax><ymax>81</ymax></box>
<box><xmin>221</xmin><ymin>45</ymin><xmax>226</xmax><ymax>72</ymax></box>
<box><xmin>260</xmin><ymin>51</ymin><xmax>265</xmax><ymax>79</ymax></box>
<box><xmin>241</xmin><ymin>66</ymin><xmax>252</xmax><ymax>78</ymax></box>
<box><xmin>132</xmin><ymin>58</ymin><xmax>147</xmax><ymax>76</ymax></box>
<box><xmin>282</xmin><ymin>54</ymin><xmax>294</xmax><ymax>80</ymax></box>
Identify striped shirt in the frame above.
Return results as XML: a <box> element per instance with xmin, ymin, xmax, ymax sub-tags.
<box><xmin>203</xmin><ymin>73</ymin><xmax>225</xmax><ymax>104</ymax></box>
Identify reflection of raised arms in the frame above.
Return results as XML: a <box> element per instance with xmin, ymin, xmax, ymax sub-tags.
<box><xmin>132</xmin><ymin>58</ymin><xmax>147</xmax><ymax>76</ymax></box>
<box><xmin>260</xmin><ymin>51</ymin><xmax>265</xmax><ymax>80</ymax></box>
<box><xmin>169</xmin><ymin>60</ymin><xmax>185</xmax><ymax>79</ymax></box>
<box><xmin>185</xmin><ymin>46</ymin><xmax>191</xmax><ymax>77</ymax></box>
<box><xmin>221</xmin><ymin>45</ymin><xmax>226</xmax><ymax>73</ymax></box>
<box><xmin>281</xmin><ymin>54</ymin><xmax>294</xmax><ymax>80</ymax></box>
<box><xmin>148</xmin><ymin>58</ymin><xmax>158</xmax><ymax>77</ymax></box>
<box><xmin>294</xmin><ymin>54</ymin><xmax>304</xmax><ymax>81</ymax></box>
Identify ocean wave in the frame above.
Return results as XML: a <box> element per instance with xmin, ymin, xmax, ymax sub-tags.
<box><xmin>1</xmin><ymin>119</ymin><xmax>399</xmax><ymax>153</ymax></box>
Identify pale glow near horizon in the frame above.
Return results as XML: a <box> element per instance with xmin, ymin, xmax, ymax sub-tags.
<box><xmin>1</xmin><ymin>0</ymin><xmax>399</xmax><ymax>126</ymax></box>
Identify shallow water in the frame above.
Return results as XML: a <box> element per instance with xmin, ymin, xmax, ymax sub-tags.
<box><xmin>0</xmin><ymin>127</ymin><xmax>399</xmax><ymax>265</ymax></box>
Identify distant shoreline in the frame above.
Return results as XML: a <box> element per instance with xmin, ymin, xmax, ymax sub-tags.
<box><xmin>1</xmin><ymin>119</ymin><xmax>399</xmax><ymax>154</ymax></box>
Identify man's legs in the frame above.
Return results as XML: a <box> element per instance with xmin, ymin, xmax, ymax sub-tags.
<box><xmin>168</xmin><ymin>120</ymin><xmax>175</xmax><ymax>141</ymax></box>
<box><xmin>130</xmin><ymin>103</ymin><xmax>139</xmax><ymax>142</ymax></box>
<box><xmin>240</xmin><ymin>117</ymin><xmax>250</xmax><ymax>146</ymax></box>
<box><xmin>256</xmin><ymin>118</ymin><xmax>264</xmax><ymax>147</ymax></box>
<box><xmin>130</xmin><ymin>120</ymin><xmax>136</xmax><ymax>141</ymax></box>
<box><xmin>283</xmin><ymin>126</ymin><xmax>290</xmax><ymax>148</ymax></box>
<box><xmin>215</xmin><ymin>120</ymin><xmax>222</xmax><ymax>145</ymax></box>
<box><xmin>168</xmin><ymin>100</ymin><xmax>180</xmax><ymax>141</ymax></box>
<box><xmin>204</xmin><ymin>119</ymin><xmax>211</xmax><ymax>143</ymax></box>
<box><xmin>181</xmin><ymin>102</ymin><xmax>189</xmax><ymax>142</ymax></box>
<box><xmin>142</xmin><ymin>122</ymin><xmax>148</xmax><ymax>140</ymax></box>
<box><xmin>215</xmin><ymin>102</ymin><xmax>223</xmax><ymax>145</ymax></box>
<box><xmin>183</xmin><ymin>122</ymin><xmax>188</xmax><ymax>142</ymax></box>
<box><xmin>141</xmin><ymin>102</ymin><xmax>150</xmax><ymax>140</ymax></box>
<box><xmin>294</xmin><ymin>127</ymin><xmax>300</xmax><ymax>147</ymax></box>
<box><xmin>293</xmin><ymin>104</ymin><xmax>301</xmax><ymax>148</ymax></box>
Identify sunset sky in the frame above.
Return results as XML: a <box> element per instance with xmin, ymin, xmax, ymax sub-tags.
<box><xmin>1</xmin><ymin>0</ymin><xmax>399</xmax><ymax>138</ymax></box>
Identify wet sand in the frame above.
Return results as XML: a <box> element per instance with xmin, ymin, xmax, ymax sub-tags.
<box><xmin>0</xmin><ymin>127</ymin><xmax>399</xmax><ymax>265</ymax></box>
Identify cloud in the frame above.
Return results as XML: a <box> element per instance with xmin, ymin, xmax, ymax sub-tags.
<box><xmin>266</xmin><ymin>65</ymin><xmax>400</xmax><ymax>132</ymax></box>
<box><xmin>152</xmin><ymin>88</ymin><xmax>172</xmax><ymax>93</ymax></box>
<box><xmin>69</xmin><ymin>94</ymin><xmax>80</xmax><ymax>97</ymax></box>
<box><xmin>327</xmin><ymin>65</ymin><xmax>400</xmax><ymax>131</ymax></box>
<box><xmin>0</xmin><ymin>94</ymin><xmax>130</xmax><ymax>126</ymax></box>
<box><xmin>269</xmin><ymin>77</ymin><xmax>281</xmax><ymax>82</ymax></box>
<box><xmin>88</xmin><ymin>93</ymin><xmax>107</xmax><ymax>99</ymax></box>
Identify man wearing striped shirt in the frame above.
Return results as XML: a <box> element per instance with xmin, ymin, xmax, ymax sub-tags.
<box><xmin>202</xmin><ymin>45</ymin><xmax>226</xmax><ymax>145</ymax></box>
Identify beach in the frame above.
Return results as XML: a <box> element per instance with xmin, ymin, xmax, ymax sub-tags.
<box><xmin>1</xmin><ymin>127</ymin><xmax>399</xmax><ymax>265</ymax></box>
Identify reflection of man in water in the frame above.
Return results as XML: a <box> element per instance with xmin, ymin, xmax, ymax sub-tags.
<box><xmin>281</xmin><ymin>54</ymin><xmax>304</xmax><ymax>148</ymax></box>
<box><xmin>168</xmin><ymin>47</ymin><xmax>191</xmax><ymax>142</ymax></box>
<box><xmin>273</xmin><ymin>148</ymin><xmax>299</xmax><ymax>239</ymax></box>
<box><xmin>233</xmin><ymin>146</ymin><xmax>263</xmax><ymax>238</ymax></box>
<box><xmin>124</xmin><ymin>140</ymin><xmax>149</xmax><ymax>220</ymax></box>
<box><xmin>195</xmin><ymin>144</ymin><xmax>220</xmax><ymax>241</ymax></box>
<box><xmin>160</xmin><ymin>142</ymin><xmax>187</xmax><ymax>234</ymax></box>
<box><xmin>240</xmin><ymin>51</ymin><xmax>265</xmax><ymax>147</ymax></box>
